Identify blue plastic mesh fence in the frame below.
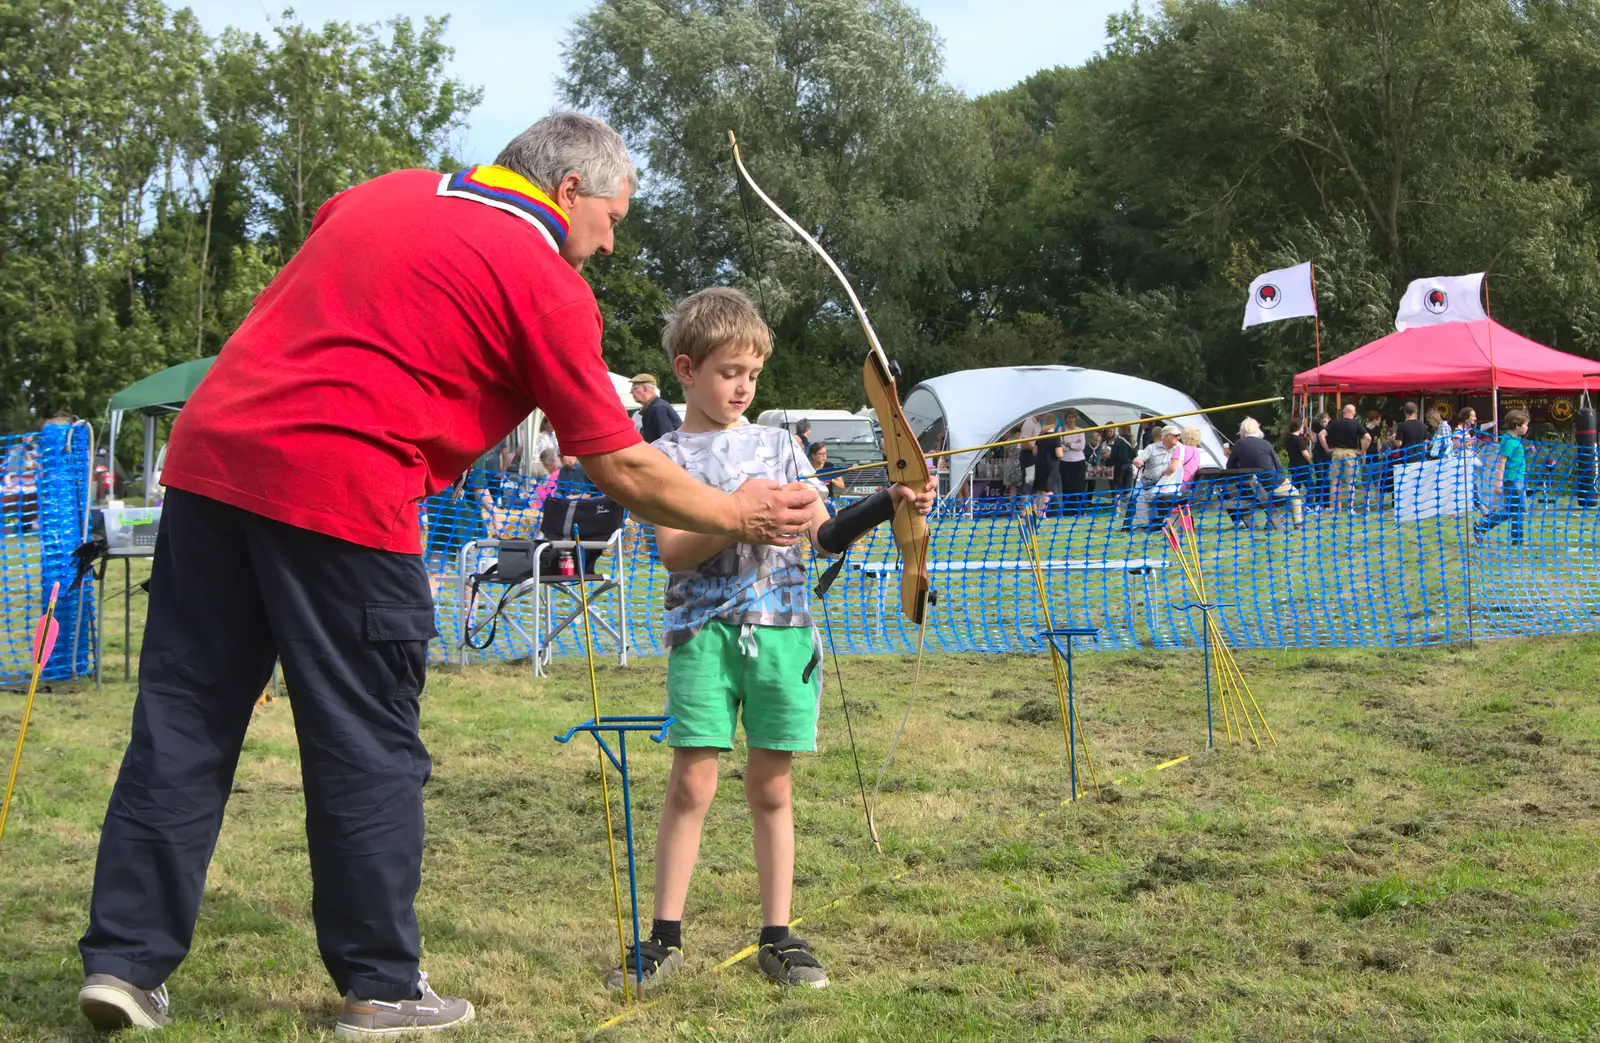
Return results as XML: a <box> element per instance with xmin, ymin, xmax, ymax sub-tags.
<box><xmin>423</xmin><ymin>436</ymin><xmax>1600</xmax><ymax>665</ymax></box>
<box><xmin>0</xmin><ymin>421</ymin><xmax>95</xmax><ymax>684</ymax></box>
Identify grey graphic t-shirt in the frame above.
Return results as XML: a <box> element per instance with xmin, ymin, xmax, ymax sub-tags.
<box><xmin>652</xmin><ymin>425</ymin><xmax>826</xmax><ymax>647</ymax></box>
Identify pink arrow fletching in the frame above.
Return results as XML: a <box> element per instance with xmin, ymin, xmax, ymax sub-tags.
<box><xmin>32</xmin><ymin>616</ymin><xmax>59</xmax><ymax>668</ymax></box>
<box><xmin>32</xmin><ymin>583</ymin><xmax>60</xmax><ymax>667</ymax></box>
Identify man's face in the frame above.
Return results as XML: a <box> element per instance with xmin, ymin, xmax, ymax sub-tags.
<box><xmin>1162</xmin><ymin>432</ymin><xmax>1178</xmax><ymax>447</ymax></box>
<box><xmin>676</xmin><ymin>342</ymin><xmax>763</xmax><ymax>426</ymax></box>
<box><xmin>630</xmin><ymin>382</ymin><xmax>653</xmax><ymax>404</ymax></box>
<box><xmin>810</xmin><ymin>446</ymin><xmax>827</xmax><ymax>469</ymax></box>
<box><xmin>555</xmin><ymin>175</ymin><xmax>632</xmax><ymax>272</ymax></box>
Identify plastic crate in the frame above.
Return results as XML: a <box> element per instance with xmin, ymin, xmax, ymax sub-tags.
<box><xmin>101</xmin><ymin>506</ymin><xmax>162</xmax><ymax>553</ymax></box>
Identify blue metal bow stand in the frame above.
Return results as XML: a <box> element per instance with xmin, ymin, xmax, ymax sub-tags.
<box><xmin>1037</xmin><ymin>627</ymin><xmax>1099</xmax><ymax>801</ymax></box>
<box><xmin>1174</xmin><ymin>601</ymin><xmax>1232</xmax><ymax>749</ymax></box>
<box><xmin>554</xmin><ymin>714</ymin><xmax>673</xmax><ymax>1001</ymax></box>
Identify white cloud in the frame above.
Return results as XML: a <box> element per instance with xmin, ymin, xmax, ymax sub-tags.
<box><xmin>180</xmin><ymin>0</ymin><xmax>1122</xmax><ymax>160</ymax></box>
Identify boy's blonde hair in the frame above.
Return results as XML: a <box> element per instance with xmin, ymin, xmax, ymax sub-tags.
<box><xmin>663</xmin><ymin>287</ymin><xmax>773</xmax><ymax>368</ymax></box>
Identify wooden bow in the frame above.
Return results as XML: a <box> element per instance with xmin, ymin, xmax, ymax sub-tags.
<box><xmin>729</xmin><ymin>132</ymin><xmax>932</xmax><ymax>852</ymax></box>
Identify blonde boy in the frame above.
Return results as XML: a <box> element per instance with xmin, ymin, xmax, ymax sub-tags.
<box><xmin>607</xmin><ymin>287</ymin><xmax>933</xmax><ymax>991</ymax></box>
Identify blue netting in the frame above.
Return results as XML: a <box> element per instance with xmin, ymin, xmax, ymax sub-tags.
<box><xmin>5</xmin><ymin>429</ymin><xmax>1586</xmax><ymax>679</ymax></box>
<box><xmin>423</xmin><ymin>437</ymin><xmax>1600</xmax><ymax>664</ymax></box>
<box><xmin>0</xmin><ymin>421</ymin><xmax>95</xmax><ymax>684</ymax></box>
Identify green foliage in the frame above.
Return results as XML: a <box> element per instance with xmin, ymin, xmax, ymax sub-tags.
<box><xmin>11</xmin><ymin>0</ymin><xmax>1600</xmax><ymax>441</ymax></box>
<box><xmin>0</xmin><ymin>1</ymin><xmax>478</xmax><ymax>434</ymax></box>
<box><xmin>570</xmin><ymin>0</ymin><xmax>1600</xmax><ymax>419</ymax></box>
<box><xmin>563</xmin><ymin>0</ymin><xmax>991</xmax><ymax>408</ymax></box>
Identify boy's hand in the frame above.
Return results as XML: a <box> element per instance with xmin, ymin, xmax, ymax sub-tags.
<box><xmin>731</xmin><ymin>478</ymin><xmax>819</xmax><ymax>546</ymax></box>
<box><xmin>888</xmin><ymin>475</ymin><xmax>937</xmax><ymax>516</ymax></box>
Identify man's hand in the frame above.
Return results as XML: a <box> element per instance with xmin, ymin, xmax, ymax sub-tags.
<box><xmin>888</xmin><ymin>475</ymin><xmax>937</xmax><ymax>516</ymax></box>
<box><xmin>730</xmin><ymin>479</ymin><xmax>819</xmax><ymax>546</ymax></box>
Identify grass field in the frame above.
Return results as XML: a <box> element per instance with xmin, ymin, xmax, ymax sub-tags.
<box><xmin>3</xmin><ymin>624</ymin><xmax>1599</xmax><ymax>1041</ymax></box>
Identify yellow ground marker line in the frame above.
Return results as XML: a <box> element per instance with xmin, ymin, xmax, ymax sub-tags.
<box><xmin>597</xmin><ymin>869</ymin><xmax>917</xmax><ymax>1031</ymax></box>
<box><xmin>1060</xmin><ymin>753</ymin><xmax>1191</xmax><ymax>805</ymax></box>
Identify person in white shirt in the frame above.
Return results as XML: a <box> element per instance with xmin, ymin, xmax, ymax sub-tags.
<box><xmin>1060</xmin><ymin>411</ymin><xmax>1088</xmax><ymax>509</ymax></box>
<box><xmin>1127</xmin><ymin>426</ymin><xmax>1181</xmax><ymax>530</ymax></box>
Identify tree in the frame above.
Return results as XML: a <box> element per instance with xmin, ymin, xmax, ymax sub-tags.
<box><xmin>563</xmin><ymin>0</ymin><xmax>990</xmax><ymax>408</ymax></box>
<box><xmin>0</xmin><ymin>0</ymin><xmax>207</xmax><ymax>425</ymax></box>
<box><xmin>0</xmin><ymin>2</ymin><xmax>482</xmax><ymax>430</ymax></box>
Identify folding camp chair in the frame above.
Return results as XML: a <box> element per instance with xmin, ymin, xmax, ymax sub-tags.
<box><xmin>456</xmin><ymin>497</ymin><xmax>629</xmax><ymax>676</ymax></box>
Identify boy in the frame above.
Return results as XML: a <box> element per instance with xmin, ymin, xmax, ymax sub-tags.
<box><xmin>1474</xmin><ymin>409</ymin><xmax>1530</xmax><ymax>545</ymax></box>
<box><xmin>608</xmin><ymin>287</ymin><xmax>933</xmax><ymax>991</ymax></box>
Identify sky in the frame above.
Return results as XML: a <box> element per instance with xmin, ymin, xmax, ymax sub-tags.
<box><xmin>181</xmin><ymin>0</ymin><xmax>1127</xmax><ymax>161</ymax></box>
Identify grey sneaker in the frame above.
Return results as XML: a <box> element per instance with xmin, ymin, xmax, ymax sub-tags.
<box><xmin>334</xmin><ymin>971</ymin><xmax>474</xmax><ymax>1038</ymax></box>
<box><xmin>757</xmin><ymin>937</ymin><xmax>829</xmax><ymax>988</ymax></box>
<box><xmin>78</xmin><ymin>973</ymin><xmax>170</xmax><ymax>1031</ymax></box>
<box><xmin>604</xmin><ymin>939</ymin><xmax>684</xmax><ymax>993</ymax></box>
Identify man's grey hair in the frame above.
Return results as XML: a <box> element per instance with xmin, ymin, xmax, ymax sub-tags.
<box><xmin>495</xmin><ymin>112</ymin><xmax>637</xmax><ymax>198</ymax></box>
<box><xmin>1238</xmin><ymin>417</ymin><xmax>1262</xmax><ymax>438</ymax></box>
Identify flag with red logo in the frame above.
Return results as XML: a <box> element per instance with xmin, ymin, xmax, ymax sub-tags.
<box><xmin>1241</xmin><ymin>262</ymin><xmax>1316</xmax><ymax>329</ymax></box>
<box><xmin>1394</xmin><ymin>272</ymin><xmax>1487</xmax><ymax>330</ymax></box>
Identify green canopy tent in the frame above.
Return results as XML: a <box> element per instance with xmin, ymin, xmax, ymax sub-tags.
<box><xmin>106</xmin><ymin>356</ymin><xmax>216</xmax><ymax>504</ymax></box>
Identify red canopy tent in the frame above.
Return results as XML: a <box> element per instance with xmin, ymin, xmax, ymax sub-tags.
<box><xmin>1293</xmin><ymin>319</ymin><xmax>1599</xmax><ymax>394</ymax></box>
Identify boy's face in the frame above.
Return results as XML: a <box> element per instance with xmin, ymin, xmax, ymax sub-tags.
<box><xmin>675</xmin><ymin>342</ymin><xmax>764</xmax><ymax>426</ymax></box>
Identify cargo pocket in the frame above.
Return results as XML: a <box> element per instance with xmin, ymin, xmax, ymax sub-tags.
<box><xmin>364</xmin><ymin>603</ymin><xmax>438</xmax><ymax>699</ymax></box>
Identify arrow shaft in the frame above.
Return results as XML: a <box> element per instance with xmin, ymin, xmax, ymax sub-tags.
<box><xmin>830</xmin><ymin>396</ymin><xmax>1284</xmax><ymax>478</ymax></box>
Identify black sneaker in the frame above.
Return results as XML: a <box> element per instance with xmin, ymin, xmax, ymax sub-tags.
<box><xmin>78</xmin><ymin>974</ymin><xmax>170</xmax><ymax>1031</ymax></box>
<box><xmin>605</xmin><ymin>938</ymin><xmax>685</xmax><ymax>993</ymax></box>
<box><xmin>333</xmin><ymin>971</ymin><xmax>474</xmax><ymax>1038</ymax></box>
<box><xmin>757</xmin><ymin>936</ymin><xmax>829</xmax><ymax>988</ymax></box>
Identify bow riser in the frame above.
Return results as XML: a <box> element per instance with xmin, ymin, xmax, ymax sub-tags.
<box><xmin>860</xmin><ymin>351</ymin><xmax>932</xmax><ymax>625</ymax></box>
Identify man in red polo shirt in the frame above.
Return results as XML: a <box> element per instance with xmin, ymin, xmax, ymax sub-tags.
<box><xmin>76</xmin><ymin>113</ymin><xmax>817</xmax><ymax>1038</ymax></box>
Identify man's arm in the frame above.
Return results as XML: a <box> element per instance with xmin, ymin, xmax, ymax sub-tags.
<box><xmin>581</xmin><ymin>442</ymin><xmax>816</xmax><ymax>545</ymax></box>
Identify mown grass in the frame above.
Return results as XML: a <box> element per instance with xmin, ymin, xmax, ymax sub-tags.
<box><xmin>2</xmin><ymin>632</ymin><xmax>1599</xmax><ymax>1041</ymax></box>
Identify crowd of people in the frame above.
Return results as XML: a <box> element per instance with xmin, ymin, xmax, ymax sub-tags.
<box><xmin>1293</xmin><ymin>401</ymin><xmax>1497</xmax><ymax>514</ymax></box>
<box><xmin>987</xmin><ymin>411</ymin><xmax>1215</xmax><ymax>525</ymax></box>
<box><xmin>966</xmin><ymin>399</ymin><xmax>1550</xmax><ymax>537</ymax></box>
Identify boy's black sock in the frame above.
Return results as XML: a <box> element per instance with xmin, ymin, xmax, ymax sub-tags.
<box><xmin>650</xmin><ymin>918</ymin><xmax>682</xmax><ymax>950</ymax></box>
<box><xmin>758</xmin><ymin>924</ymin><xmax>790</xmax><ymax>947</ymax></box>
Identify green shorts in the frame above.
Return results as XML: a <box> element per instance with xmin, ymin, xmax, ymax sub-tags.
<box><xmin>664</xmin><ymin>620</ymin><xmax>822</xmax><ymax>751</ymax></box>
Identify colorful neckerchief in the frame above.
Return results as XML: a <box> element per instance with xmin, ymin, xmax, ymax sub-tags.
<box><xmin>437</xmin><ymin>165</ymin><xmax>569</xmax><ymax>251</ymax></box>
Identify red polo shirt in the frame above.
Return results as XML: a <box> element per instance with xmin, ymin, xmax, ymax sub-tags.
<box><xmin>162</xmin><ymin>167</ymin><xmax>640</xmax><ymax>553</ymax></box>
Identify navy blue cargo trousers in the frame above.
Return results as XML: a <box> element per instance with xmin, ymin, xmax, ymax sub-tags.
<box><xmin>79</xmin><ymin>488</ymin><xmax>437</xmax><ymax>1002</ymax></box>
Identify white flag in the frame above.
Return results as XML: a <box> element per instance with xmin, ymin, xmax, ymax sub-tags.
<box><xmin>1395</xmin><ymin>273</ymin><xmax>1486</xmax><ymax>330</ymax></box>
<box><xmin>1242</xmin><ymin>262</ymin><xmax>1317</xmax><ymax>329</ymax></box>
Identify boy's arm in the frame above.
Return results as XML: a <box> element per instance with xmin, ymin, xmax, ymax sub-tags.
<box><xmin>808</xmin><ymin>477</ymin><xmax>936</xmax><ymax>556</ymax></box>
<box><xmin>654</xmin><ymin>525</ymin><xmax>736</xmax><ymax>573</ymax></box>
